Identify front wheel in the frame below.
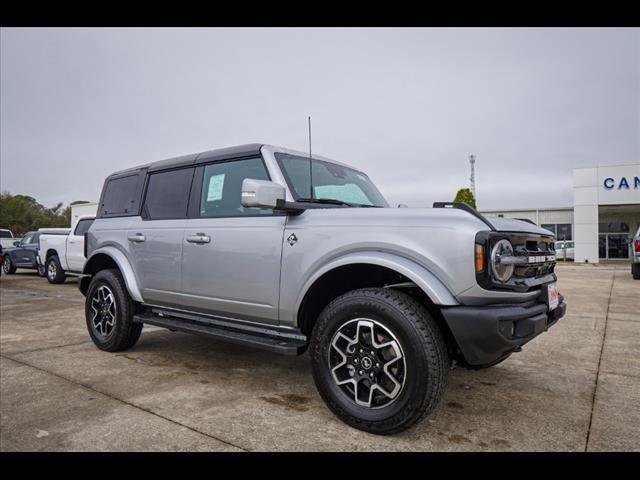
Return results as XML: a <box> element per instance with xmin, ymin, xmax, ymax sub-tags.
<box><xmin>310</xmin><ymin>288</ymin><xmax>449</xmax><ymax>435</ymax></box>
<box><xmin>2</xmin><ymin>256</ymin><xmax>17</xmax><ymax>274</ymax></box>
<box><xmin>85</xmin><ymin>269</ymin><xmax>142</xmax><ymax>352</ymax></box>
<box><xmin>37</xmin><ymin>262</ymin><xmax>46</xmax><ymax>277</ymax></box>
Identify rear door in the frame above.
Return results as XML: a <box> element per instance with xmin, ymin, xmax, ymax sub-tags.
<box><xmin>127</xmin><ymin>166</ymin><xmax>195</xmax><ymax>306</ymax></box>
<box><xmin>67</xmin><ymin>218</ymin><xmax>95</xmax><ymax>272</ymax></box>
<box><xmin>180</xmin><ymin>156</ymin><xmax>286</xmax><ymax>324</ymax></box>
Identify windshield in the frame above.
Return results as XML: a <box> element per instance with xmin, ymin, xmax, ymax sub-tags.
<box><xmin>275</xmin><ymin>153</ymin><xmax>389</xmax><ymax>208</ymax></box>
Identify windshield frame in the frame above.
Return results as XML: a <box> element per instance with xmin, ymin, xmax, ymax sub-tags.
<box><xmin>274</xmin><ymin>153</ymin><xmax>389</xmax><ymax>208</ymax></box>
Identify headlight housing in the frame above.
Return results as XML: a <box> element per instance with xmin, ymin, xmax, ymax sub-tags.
<box><xmin>490</xmin><ymin>239</ymin><xmax>515</xmax><ymax>282</ymax></box>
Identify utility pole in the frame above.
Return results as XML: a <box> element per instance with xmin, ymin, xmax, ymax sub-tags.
<box><xmin>469</xmin><ymin>154</ymin><xmax>476</xmax><ymax>201</ymax></box>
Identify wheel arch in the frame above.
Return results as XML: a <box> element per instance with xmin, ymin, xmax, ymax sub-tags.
<box><xmin>295</xmin><ymin>253</ymin><xmax>459</xmax><ymax>341</ymax></box>
<box><xmin>44</xmin><ymin>248</ymin><xmax>60</xmax><ymax>260</ymax></box>
<box><xmin>79</xmin><ymin>247</ymin><xmax>143</xmax><ymax>302</ymax></box>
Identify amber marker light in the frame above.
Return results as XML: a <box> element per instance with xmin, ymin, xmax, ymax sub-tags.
<box><xmin>475</xmin><ymin>244</ymin><xmax>485</xmax><ymax>273</ymax></box>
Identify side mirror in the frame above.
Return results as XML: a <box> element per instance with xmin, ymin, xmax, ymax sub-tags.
<box><xmin>13</xmin><ymin>241</ymin><xmax>20</xmax><ymax>246</ymax></box>
<box><xmin>241</xmin><ymin>178</ymin><xmax>286</xmax><ymax>209</ymax></box>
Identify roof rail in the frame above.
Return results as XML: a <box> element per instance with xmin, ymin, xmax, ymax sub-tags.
<box><xmin>432</xmin><ymin>202</ymin><xmax>496</xmax><ymax>231</ymax></box>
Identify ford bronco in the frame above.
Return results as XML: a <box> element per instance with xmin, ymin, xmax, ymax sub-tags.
<box><xmin>80</xmin><ymin>143</ymin><xmax>566</xmax><ymax>434</ymax></box>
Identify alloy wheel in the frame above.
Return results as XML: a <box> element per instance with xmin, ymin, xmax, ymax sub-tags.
<box><xmin>47</xmin><ymin>261</ymin><xmax>57</xmax><ymax>281</ymax></box>
<box><xmin>328</xmin><ymin>318</ymin><xmax>406</xmax><ymax>409</ymax></box>
<box><xmin>90</xmin><ymin>285</ymin><xmax>117</xmax><ymax>338</ymax></box>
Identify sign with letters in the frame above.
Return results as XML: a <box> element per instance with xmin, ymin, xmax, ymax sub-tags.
<box><xmin>603</xmin><ymin>176</ymin><xmax>640</xmax><ymax>190</ymax></box>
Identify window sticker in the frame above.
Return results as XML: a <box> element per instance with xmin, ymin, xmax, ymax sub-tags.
<box><xmin>314</xmin><ymin>184</ymin><xmax>372</xmax><ymax>205</ymax></box>
<box><xmin>207</xmin><ymin>173</ymin><xmax>225</xmax><ymax>201</ymax></box>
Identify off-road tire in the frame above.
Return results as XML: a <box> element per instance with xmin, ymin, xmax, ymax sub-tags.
<box><xmin>310</xmin><ymin>287</ymin><xmax>449</xmax><ymax>435</ymax></box>
<box><xmin>45</xmin><ymin>255</ymin><xmax>66</xmax><ymax>284</ymax></box>
<box><xmin>632</xmin><ymin>263</ymin><xmax>640</xmax><ymax>280</ymax></box>
<box><xmin>85</xmin><ymin>269</ymin><xmax>142</xmax><ymax>352</ymax></box>
<box><xmin>2</xmin><ymin>255</ymin><xmax>17</xmax><ymax>274</ymax></box>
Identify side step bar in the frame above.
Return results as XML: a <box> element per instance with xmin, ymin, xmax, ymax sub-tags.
<box><xmin>133</xmin><ymin>312</ymin><xmax>308</xmax><ymax>356</ymax></box>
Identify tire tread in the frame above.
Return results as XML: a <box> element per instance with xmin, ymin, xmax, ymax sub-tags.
<box><xmin>311</xmin><ymin>287</ymin><xmax>449</xmax><ymax>435</ymax></box>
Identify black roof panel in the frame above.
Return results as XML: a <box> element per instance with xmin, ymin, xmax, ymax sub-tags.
<box><xmin>108</xmin><ymin>143</ymin><xmax>264</xmax><ymax>178</ymax></box>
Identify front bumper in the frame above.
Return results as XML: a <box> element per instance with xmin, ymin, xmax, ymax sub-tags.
<box><xmin>441</xmin><ymin>295</ymin><xmax>567</xmax><ymax>368</ymax></box>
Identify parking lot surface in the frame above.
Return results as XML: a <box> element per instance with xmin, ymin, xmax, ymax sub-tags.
<box><xmin>1</xmin><ymin>264</ymin><xmax>638</xmax><ymax>451</ymax></box>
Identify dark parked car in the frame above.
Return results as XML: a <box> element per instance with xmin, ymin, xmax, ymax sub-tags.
<box><xmin>1</xmin><ymin>231</ymin><xmax>46</xmax><ymax>276</ymax></box>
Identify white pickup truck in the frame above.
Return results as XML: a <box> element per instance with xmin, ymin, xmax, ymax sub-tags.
<box><xmin>0</xmin><ymin>229</ymin><xmax>21</xmax><ymax>250</ymax></box>
<box><xmin>38</xmin><ymin>216</ymin><xmax>95</xmax><ymax>284</ymax></box>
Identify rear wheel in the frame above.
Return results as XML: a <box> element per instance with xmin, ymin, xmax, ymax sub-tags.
<box><xmin>632</xmin><ymin>263</ymin><xmax>640</xmax><ymax>280</ymax></box>
<box><xmin>45</xmin><ymin>255</ymin><xmax>66</xmax><ymax>284</ymax></box>
<box><xmin>2</xmin><ymin>256</ymin><xmax>16</xmax><ymax>274</ymax></box>
<box><xmin>310</xmin><ymin>288</ymin><xmax>449</xmax><ymax>435</ymax></box>
<box><xmin>85</xmin><ymin>269</ymin><xmax>142</xmax><ymax>352</ymax></box>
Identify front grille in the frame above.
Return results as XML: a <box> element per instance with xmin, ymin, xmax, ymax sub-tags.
<box><xmin>512</xmin><ymin>237</ymin><xmax>556</xmax><ymax>279</ymax></box>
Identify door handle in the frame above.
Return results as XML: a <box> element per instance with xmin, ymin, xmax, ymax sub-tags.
<box><xmin>127</xmin><ymin>233</ymin><xmax>146</xmax><ymax>243</ymax></box>
<box><xmin>186</xmin><ymin>233</ymin><xmax>211</xmax><ymax>244</ymax></box>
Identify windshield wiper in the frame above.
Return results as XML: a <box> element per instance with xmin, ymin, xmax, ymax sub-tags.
<box><xmin>296</xmin><ymin>198</ymin><xmax>355</xmax><ymax>207</ymax></box>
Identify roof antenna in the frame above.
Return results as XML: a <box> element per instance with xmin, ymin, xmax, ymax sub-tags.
<box><xmin>308</xmin><ymin>116</ymin><xmax>313</xmax><ymax>199</ymax></box>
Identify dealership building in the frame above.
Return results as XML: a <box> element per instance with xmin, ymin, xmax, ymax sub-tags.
<box><xmin>480</xmin><ymin>162</ymin><xmax>640</xmax><ymax>263</ymax></box>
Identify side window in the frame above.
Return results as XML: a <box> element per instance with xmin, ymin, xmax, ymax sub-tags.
<box><xmin>101</xmin><ymin>175</ymin><xmax>140</xmax><ymax>216</ymax></box>
<box><xmin>199</xmin><ymin>157</ymin><xmax>271</xmax><ymax>218</ymax></box>
<box><xmin>143</xmin><ymin>168</ymin><xmax>194</xmax><ymax>220</ymax></box>
<box><xmin>74</xmin><ymin>219</ymin><xmax>95</xmax><ymax>236</ymax></box>
<box><xmin>20</xmin><ymin>234</ymin><xmax>33</xmax><ymax>245</ymax></box>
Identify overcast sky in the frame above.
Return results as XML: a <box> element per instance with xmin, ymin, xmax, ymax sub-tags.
<box><xmin>1</xmin><ymin>27</ymin><xmax>638</xmax><ymax>210</ymax></box>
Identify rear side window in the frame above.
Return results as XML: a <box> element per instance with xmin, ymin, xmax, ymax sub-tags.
<box><xmin>74</xmin><ymin>219</ymin><xmax>95</xmax><ymax>236</ymax></box>
<box><xmin>143</xmin><ymin>168</ymin><xmax>194</xmax><ymax>220</ymax></box>
<box><xmin>101</xmin><ymin>175</ymin><xmax>141</xmax><ymax>217</ymax></box>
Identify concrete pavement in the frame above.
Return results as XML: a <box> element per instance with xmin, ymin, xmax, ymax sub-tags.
<box><xmin>1</xmin><ymin>263</ymin><xmax>638</xmax><ymax>451</ymax></box>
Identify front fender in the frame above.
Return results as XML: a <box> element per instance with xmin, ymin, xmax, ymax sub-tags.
<box><xmin>82</xmin><ymin>246</ymin><xmax>143</xmax><ymax>303</ymax></box>
<box><xmin>291</xmin><ymin>251</ymin><xmax>459</xmax><ymax>322</ymax></box>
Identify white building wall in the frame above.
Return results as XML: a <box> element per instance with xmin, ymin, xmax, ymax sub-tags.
<box><xmin>573</xmin><ymin>163</ymin><xmax>640</xmax><ymax>263</ymax></box>
<box><xmin>573</xmin><ymin>167</ymin><xmax>600</xmax><ymax>263</ymax></box>
<box><xmin>480</xmin><ymin>209</ymin><xmax>573</xmax><ymax>228</ymax></box>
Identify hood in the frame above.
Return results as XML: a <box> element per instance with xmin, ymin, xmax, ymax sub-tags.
<box><xmin>484</xmin><ymin>215</ymin><xmax>555</xmax><ymax>236</ymax></box>
<box><xmin>281</xmin><ymin>205</ymin><xmax>555</xmax><ymax>237</ymax></box>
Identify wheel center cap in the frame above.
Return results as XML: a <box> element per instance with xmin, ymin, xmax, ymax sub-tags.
<box><xmin>361</xmin><ymin>356</ymin><xmax>373</xmax><ymax>370</ymax></box>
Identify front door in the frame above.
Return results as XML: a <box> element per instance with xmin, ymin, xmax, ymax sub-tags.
<box><xmin>14</xmin><ymin>233</ymin><xmax>39</xmax><ymax>267</ymax></box>
<box><xmin>599</xmin><ymin>233</ymin><xmax>631</xmax><ymax>260</ymax></box>
<box><xmin>180</xmin><ymin>156</ymin><xmax>285</xmax><ymax>325</ymax></box>
<box><xmin>127</xmin><ymin>166</ymin><xmax>195</xmax><ymax>306</ymax></box>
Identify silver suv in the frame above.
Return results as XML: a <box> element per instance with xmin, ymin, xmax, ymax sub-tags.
<box><xmin>80</xmin><ymin>143</ymin><xmax>566</xmax><ymax>434</ymax></box>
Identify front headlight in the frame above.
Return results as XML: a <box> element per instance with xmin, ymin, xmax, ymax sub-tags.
<box><xmin>490</xmin><ymin>239</ymin><xmax>515</xmax><ymax>282</ymax></box>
